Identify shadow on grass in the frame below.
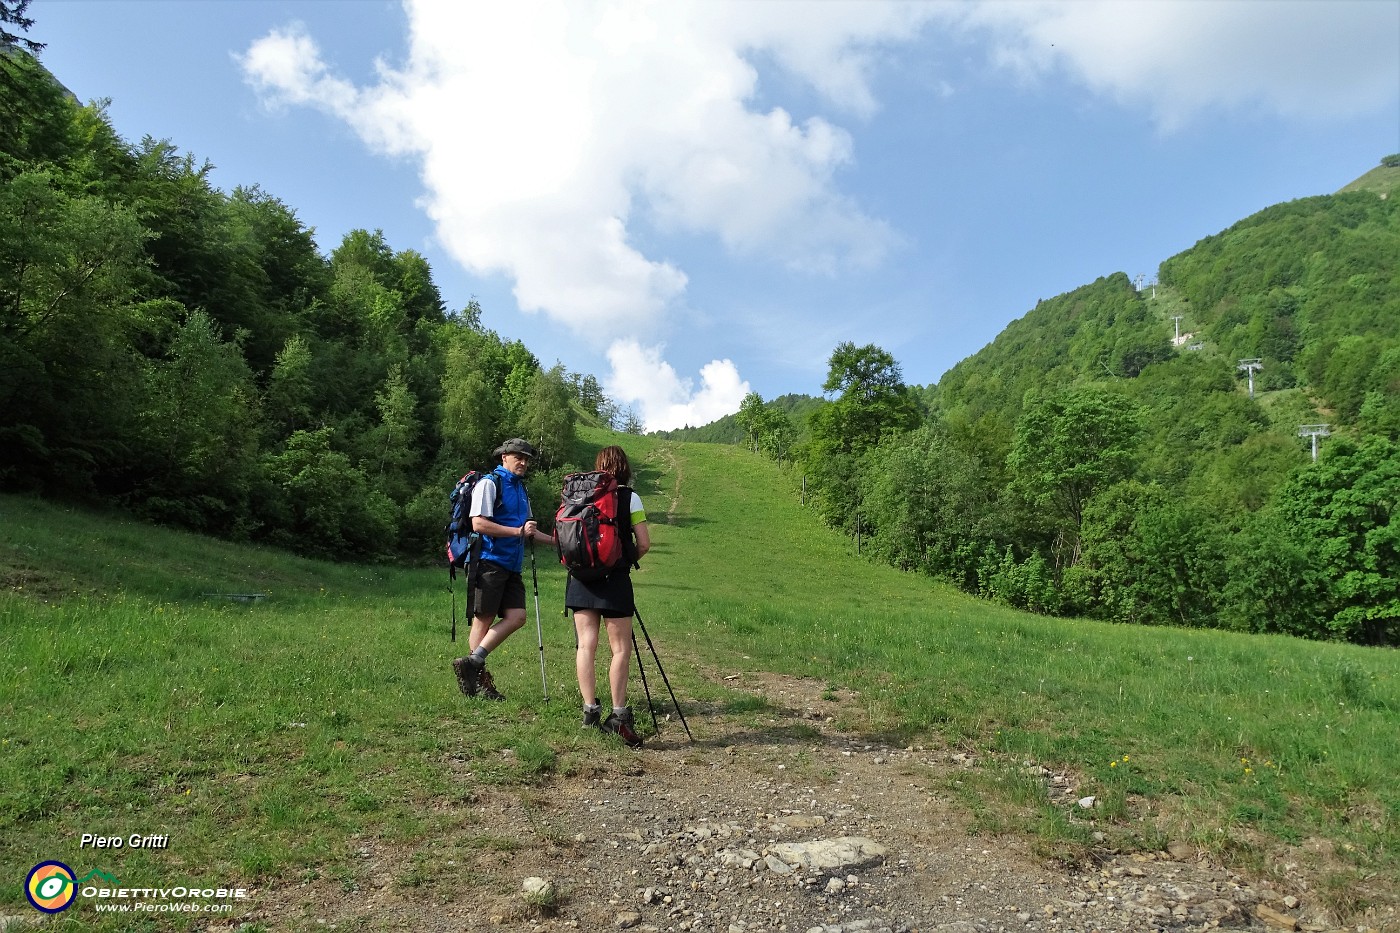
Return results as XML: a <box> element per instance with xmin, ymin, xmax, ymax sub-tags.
<box><xmin>630</xmin><ymin>690</ymin><xmax>915</xmax><ymax>754</ymax></box>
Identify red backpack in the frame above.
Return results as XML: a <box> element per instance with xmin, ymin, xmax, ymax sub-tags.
<box><xmin>555</xmin><ymin>471</ymin><xmax>635</xmax><ymax>580</ymax></box>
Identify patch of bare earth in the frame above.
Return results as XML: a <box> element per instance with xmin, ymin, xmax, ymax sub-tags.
<box><xmin>229</xmin><ymin>673</ymin><xmax>1393</xmax><ymax>933</ymax></box>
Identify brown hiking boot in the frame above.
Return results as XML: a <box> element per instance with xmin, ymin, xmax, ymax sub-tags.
<box><xmin>603</xmin><ymin>708</ymin><xmax>643</xmax><ymax>748</ymax></box>
<box><xmin>452</xmin><ymin>656</ymin><xmax>483</xmax><ymax>698</ymax></box>
<box><xmin>479</xmin><ymin>666</ymin><xmax>506</xmax><ymax>702</ymax></box>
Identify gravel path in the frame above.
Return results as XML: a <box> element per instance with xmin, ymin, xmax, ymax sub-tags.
<box><xmin>234</xmin><ymin>671</ymin><xmax>1392</xmax><ymax>933</ymax></box>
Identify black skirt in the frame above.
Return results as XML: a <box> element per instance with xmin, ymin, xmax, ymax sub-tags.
<box><xmin>564</xmin><ymin>568</ymin><xmax>635</xmax><ymax>617</ymax></box>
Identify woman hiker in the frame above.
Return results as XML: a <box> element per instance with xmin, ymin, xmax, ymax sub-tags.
<box><xmin>568</xmin><ymin>445</ymin><xmax>650</xmax><ymax>747</ymax></box>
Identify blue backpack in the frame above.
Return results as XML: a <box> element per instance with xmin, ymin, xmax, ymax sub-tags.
<box><xmin>444</xmin><ymin>470</ymin><xmax>502</xmax><ymax>640</ymax></box>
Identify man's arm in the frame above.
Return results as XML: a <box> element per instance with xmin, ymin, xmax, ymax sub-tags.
<box><xmin>469</xmin><ymin>476</ymin><xmax>552</xmax><ymax>541</ymax></box>
<box><xmin>472</xmin><ymin>514</ymin><xmax>526</xmax><ymax>537</ymax></box>
<box><xmin>471</xmin><ymin>515</ymin><xmax>553</xmax><ymax>542</ymax></box>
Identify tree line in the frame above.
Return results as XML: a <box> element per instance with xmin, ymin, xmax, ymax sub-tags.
<box><xmin>1</xmin><ymin>43</ymin><xmax>634</xmax><ymax>562</ymax></box>
<box><xmin>737</xmin><ymin>167</ymin><xmax>1399</xmax><ymax>646</ymax></box>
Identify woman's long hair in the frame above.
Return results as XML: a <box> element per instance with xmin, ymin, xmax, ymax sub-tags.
<box><xmin>595</xmin><ymin>445</ymin><xmax>632</xmax><ymax>486</ymax></box>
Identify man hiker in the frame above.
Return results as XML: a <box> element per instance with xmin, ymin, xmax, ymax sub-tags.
<box><xmin>452</xmin><ymin>438</ymin><xmax>553</xmax><ymax>701</ymax></box>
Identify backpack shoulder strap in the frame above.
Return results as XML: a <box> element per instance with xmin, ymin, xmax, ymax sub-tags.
<box><xmin>465</xmin><ymin>469</ymin><xmax>493</xmax><ymax>580</ymax></box>
<box><xmin>478</xmin><ymin>471</ymin><xmax>506</xmax><ymax>514</ymax></box>
<box><xmin>618</xmin><ymin>484</ymin><xmax>639</xmax><ymax>568</ymax></box>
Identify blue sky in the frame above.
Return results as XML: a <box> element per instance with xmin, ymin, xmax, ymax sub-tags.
<box><xmin>31</xmin><ymin>0</ymin><xmax>1400</xmax><ymax>429</ymax></box>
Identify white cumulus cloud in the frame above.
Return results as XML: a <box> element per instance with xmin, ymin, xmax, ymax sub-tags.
<box><xmin>605</xmin><ymin>340</ymin><xmax>750</xmax><ymax>432</ymax></box>
<box><xmin>964</xmin><ymin>0</ymin><xmax>1400</xmax><ymax>129</ymax></box>
<box><xmin>239</xmin><ymin>0</ymin><xmax>931</xmax><ymax>334</ymax></box>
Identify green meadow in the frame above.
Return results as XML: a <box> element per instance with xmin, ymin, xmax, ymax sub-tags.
<box><xmin>2</xmin><ymin>426</ymin><xmax>1396</xmax><ymax>927</ymax></box>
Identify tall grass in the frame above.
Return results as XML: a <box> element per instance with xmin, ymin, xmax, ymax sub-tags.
<box><xmin>1</xmin><ymin>429</ymin><xmax>1396</xmax><ymax>925</ymax></box>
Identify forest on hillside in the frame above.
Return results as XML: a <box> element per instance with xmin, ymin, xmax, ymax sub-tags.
<box><xmin>732</xmin><ymin>163</ymin><xmax>1400</xmax><ymax>646</ymax></box>
<box><xmin>0</xmin><ymin>37</ymin><xmax>632</xmax><ymax>562</ymax></box>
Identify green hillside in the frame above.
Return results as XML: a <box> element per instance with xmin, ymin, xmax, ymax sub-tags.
<box><xmin>929</xmin><ymin>174</ymin><xmax>1400</xmax><ymax>434</ymax></box>
<box><xmin>909</xmin><ymin>171</ymin><xmax>1400</xmax><ymax>640</ymax></box>
<box><xmin>3</xmin><ymin>427</ymin><xmax>1397</xmax><ymax>926</ymax></box>
<box><xmin>702</xmin><ymin>158</ymin><xmax>1399</xmax><ymax>646</ymax></box>
<box><xmin>1337</xmin><ymin>156</ymin><xmax>1400</xmax><ymax>196</ymax></box>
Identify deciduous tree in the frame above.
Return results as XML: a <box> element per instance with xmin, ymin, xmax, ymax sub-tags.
<box><xmin>803</xmin><ymin>343</ymin><xmax>921</xmax><ymax>530</ymax></box>
<box><xmin>1271</xmin><ymin>437</ymin><xmax>1399</xmax><ymax>644</ymax></box>
<box><xmin>132</xmin><ymin>310</ymin><xmax>260</xmax><ymax>532</ymax></box>
<box><xmin>516</xmin><ymin>364</ymin><xmax>576</xmax><ymax>470</ymax></box>
<box><xmin>1008</xmin><ymin>385</ymin><xmax>1142</xmax><ymax>568</ymax></box>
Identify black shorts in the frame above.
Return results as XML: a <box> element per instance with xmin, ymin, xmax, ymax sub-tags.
<box><xmin>472</xmin><ymin>562</ymin><xmax>526</xmax><ymax>619</ymax></box>
<box><xmin>565</xmin><ymin>568</ymin><xmax>635</xmax><ymax>618</ymax></box>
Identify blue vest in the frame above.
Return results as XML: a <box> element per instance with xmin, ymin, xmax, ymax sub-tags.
<box><xmin>480</xmin><ymin>466</ymin><xmax>531</xmax><ymax>573</ymax></box>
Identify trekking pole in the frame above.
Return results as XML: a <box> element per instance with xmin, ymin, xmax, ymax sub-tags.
<box><xmin>449</xmin><ymin>569</ymin><xmax>457</xmax><ymax>642</ymax></box>
<box><xmin>529</xmin><ymin>540</ymin><xmax>549</xmax><ymax>702</ymax></box>
<box><xmin>633</xmin><ymin>607</ymin><xmax>693</xmax><ymax>741</ymax></box>
<box><xmin>631</xmin><ymin>630</ymin><xmax>660</xmax><ymax>733</ymax></box>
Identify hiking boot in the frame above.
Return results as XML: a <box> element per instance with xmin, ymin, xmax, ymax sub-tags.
<box><xmin>479</xmin><ymin>666</ymin><xmax>506</xmax><ymax>702</ymax></box>
<box><xmin>582</xmin><ymin>705</ymin><xmax>602</xmax><ymax>729</ymax></box>
<box><xmin>603</xmin><ymin>708</ymin><xmax>643</xmax><ymax>748</ymax></box>
<box><xmin>452</xmin><ymin>656</ymin><xmax>483</xmax><ymax>698</ymax></box>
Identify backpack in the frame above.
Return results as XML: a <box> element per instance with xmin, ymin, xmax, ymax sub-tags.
<box><xmin>444</xmin><ymin>470</ymin><xmax>502</xmax><ymax>640</ymax></box>
<box><xmin>555</xmin><ymin>471</ymin><xmax>636</xmax><ymax>581</ymax></box>
<box><xmin>445</xmin><ymin>470</ymin><xmax>494</xmax><ymax>571</ymax></box>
